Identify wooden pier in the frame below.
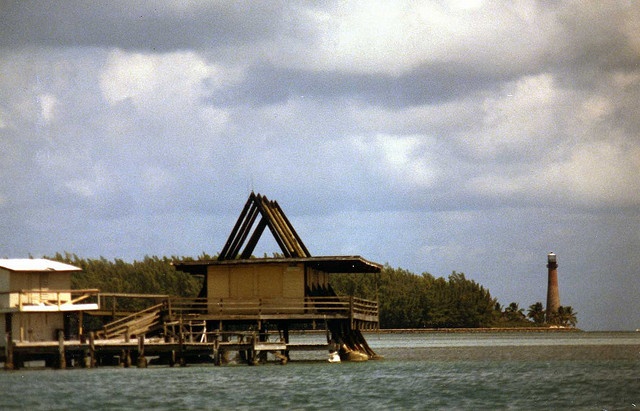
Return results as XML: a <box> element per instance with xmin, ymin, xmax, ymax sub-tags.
<box><xmin>2</xmin><ymin>329</ymin><xmax>336</xmax><ymax>369</ymax></box>
<box><xmin>2</xmin><ymin>194</ymin><xmax>383</xmax><ymax>370</ymax></box>
<box><xmin>2</xmin><ymin>292</ymin><xmax>380</xmax><ymax>370</ymax></box>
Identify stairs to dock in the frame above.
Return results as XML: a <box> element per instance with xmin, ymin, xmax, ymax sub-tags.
<box><xmin>97</xmin><ymin>303</ymin><xmax>164</xmax><ymax>340</ymax></box>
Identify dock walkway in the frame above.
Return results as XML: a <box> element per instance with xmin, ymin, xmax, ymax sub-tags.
<box><xmin>2</xmin><ymin>331</ymin><xmax>330</xmax><ymax>369</ymax></box>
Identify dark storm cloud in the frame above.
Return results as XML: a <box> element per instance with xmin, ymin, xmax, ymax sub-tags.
<box><xmin>552</xmin><ymin>3</ymin><xmax>639</xmax><ymax>71</ymax></box>
<box><xmin>0</xmin><ymin>1</ymin><xmax>298</xmax><ymax>50</ymax></box>
<box><xmin>208</xmin><ymin>62</ymin><xmax>510</xmax><ymax>108</ymax></box>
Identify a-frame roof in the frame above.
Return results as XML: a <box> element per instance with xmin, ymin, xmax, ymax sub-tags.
<box><xmin>173</xmin><ymin>193</ymin><xmax>382</xmax><ymax>276</ymax></box>
<box><xmin>217</xmin><ymin>192</ymin><xmax>311</xmax><ymax>260</ymax></box>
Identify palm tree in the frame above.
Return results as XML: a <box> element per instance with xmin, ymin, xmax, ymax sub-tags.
<box><xmin>527</xmin><ymin>302</ymin><xmax>546</xmax><ymax>324</ymax></box>
<box><xmin>504</xmin><ymin>302</ymin><xmax>525</xmax><ymax>322</ymax></box>
<box><xmin>556</xmin><ymin>306</ymin><xmax>578</xmax><ymax>327</ymax></box>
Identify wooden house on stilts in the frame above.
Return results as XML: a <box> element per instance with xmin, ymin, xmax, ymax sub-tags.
<box><xmin>0</xmin><ymin>193</ymin><xmax>381</xmax><ymax>369</ymax></box>
<box><xmin>173</xmin><ymin>192</ymin><xmax>382</xmax><ymax>362</ymax></box>
<box><xmin>0</xmin><ymin>259</ymin><xmax>99</xmax><ymax>369</ymax></box>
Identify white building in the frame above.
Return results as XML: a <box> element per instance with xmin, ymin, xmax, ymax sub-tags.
<box><xmin>0</xmin><ymin>259</ymin><xmax>98</xmax><ymax>344</ymax></box>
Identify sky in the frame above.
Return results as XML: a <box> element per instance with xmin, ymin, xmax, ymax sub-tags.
<box><xmin>1</xmin><ymin>1</ymin><xmax>639</xmax><ymax>330</ymax></box>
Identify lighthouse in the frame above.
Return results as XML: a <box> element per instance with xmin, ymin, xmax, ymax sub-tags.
<box><xmin>545</xmin><ymin>252</ymin><xmax>560</xmax><ymax>323</ymax></box>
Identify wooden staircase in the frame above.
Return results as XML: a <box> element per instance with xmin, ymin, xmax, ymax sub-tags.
<box><xmin>97</xmin><ymin>303</ymin><xmax>164</xmax><ymax>340</ymax></box>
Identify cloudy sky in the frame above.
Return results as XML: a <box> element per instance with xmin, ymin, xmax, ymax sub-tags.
<box><xmin>1</xmin><ymin>1</ymin><xmax>639</xmax><ymax>330</ymax></box>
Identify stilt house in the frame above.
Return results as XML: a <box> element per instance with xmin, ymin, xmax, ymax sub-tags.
<box><xmin>0</xmin><ymin>259</ymin><xmax>98</xmax><ymax>344</ymax></box>
<box><xmin>174</xmin><ymin>192</ymin><xmax>382</xmax><ymax>360</ymax></box>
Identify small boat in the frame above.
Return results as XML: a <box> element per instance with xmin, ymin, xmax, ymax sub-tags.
<box><xmin>328</xmin><ymin>351</ymin><xmax>341</xmax><ymax>363</ymax></box>
<box><xmin>341</xmin><ymin>350</ymin><xmax>369</xmax><ymax>362</ymax></box>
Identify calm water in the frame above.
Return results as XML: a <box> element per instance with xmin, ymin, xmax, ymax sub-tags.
<box><xmin>1</xmin><ymin>332</ymin><xmax>639</xmax><ymax>410</ymax></box>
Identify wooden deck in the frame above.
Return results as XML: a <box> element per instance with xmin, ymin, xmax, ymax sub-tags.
<box><xmin>87</xmin><ymin>294</ymin><xmax>379</xmax><ymax>325</ymax></box>
<box><xmin>2</xmin><ymin>294</ymin><xmax>380</xmax><ymax>369</ymax></box>
<box><xmin>166</xmin><ymin>296</ymin><xmax>379</xmax><ymax>325</ymax></box>
<box><xmin>2</xmin><ymin>330</ymin><xmax>333</xmax><ymax>369</ymax></box>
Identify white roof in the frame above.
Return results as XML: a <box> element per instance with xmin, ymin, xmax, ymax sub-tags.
<box><xmin>0</xmin><ymin>258</ymin><xmax>82</xmax><ymax>273</ymax></box>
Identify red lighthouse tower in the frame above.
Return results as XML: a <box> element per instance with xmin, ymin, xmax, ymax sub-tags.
<box><xmin>545</xmin><ymin>252</ymin><xmax>560</xmax><ymax>323</ymax></box>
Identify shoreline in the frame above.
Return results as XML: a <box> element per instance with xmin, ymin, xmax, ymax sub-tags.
<box><xmin>365</xmin><ymin>327</ymin><xmax>582</xmax><ymax>334</ymax></box>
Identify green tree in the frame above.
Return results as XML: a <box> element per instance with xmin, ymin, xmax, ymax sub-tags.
<box><xmin>555</xmin><ymin>306</ymin><xmax>578</xmax><ymax>327</ymax></box>
<box><xmin>375</xmin><ymin>266</ymin><xmax>430</xmax><ymax>328</ymax></box>
<box><xmin>504</xmin><ymin>302</ymin><xmax>526</xmax><ymax>323</ymax></box>
<box><xmin>527</xmin><ymin>302</ymin><xmax>546</xmax><ymax>324</ymax></box>
<box><xmin>49</xmin><ymin>252</ymin><xmax>202</xmax><ymax>298</ymax></box>
<box><xmin>332</xmin><ymin>267</ymin><xmax>499</xmax><ymax>329</ymax></box>
<box><xmin>424</xmin><ymin>272</ymin><xmax>496</xmax><ymax>328</ymax></box>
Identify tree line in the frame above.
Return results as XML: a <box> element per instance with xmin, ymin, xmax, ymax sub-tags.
<box><xmin>330</xmin><ymin>265</ymin><xmax>577</xmax><ymax>329</ymax></box>
<box><xmin>49</xmin><ymin>252</ymin><xmax>202</xmax><ymax>312</ymax></box>
<box><xmin>49</xmin><ymin>253</ymin><xmax>576</xmax><ymax>329</ymax></box>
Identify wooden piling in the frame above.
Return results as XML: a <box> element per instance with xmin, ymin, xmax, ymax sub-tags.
<box><xmin>4</xmin><ymin>330</ymin><xmax>14</xmax><ymax>370</ymax></box>
<box><xmin>220</xmin><ymin>329</ymin><xmax>230</xmax><ymax>364</ymax></box>
<box><xmin>282</xmin><ymin>324</ymin><xmax>290</xmax><ymax>361</ymax></box>
<box><xmin>89</xmin><ymin>331</ymin><xmax>96</xmax><ymax>368</ymax></box>
<box><xmin>137</xmin><ymin>335</ymin><xmax>147</xmax><ymax>368</ymax></box>
<box><xmin>57</xmin><ymin>329</ymin><xmax>66</xmax><ymax>369</ymax></box>
<box><xmin>212</xmin><ymin>339</ymin><xmax>220</xmax><ymax>366</ymax></box>
<box><xmin>258</xmin><ymin>324</ymin><xmax>268</xmax><ymax>364</ymax></box>
<box><xmin>120</xmin><ymin>349</ymin><xmax>131</xmax><ymax>367</ymax></box>
<box><xmin>178</xmin><ymin>316</ymin><xmax>185</xmax><ymax>366</ymax></box>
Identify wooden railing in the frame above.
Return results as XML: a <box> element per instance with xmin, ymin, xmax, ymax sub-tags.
<box><xmin>166</xmin><ymin>296</ymin><xmax>379</xmax><ymax>321</ymax></box>
<box><xmin>95</xmin><ymin>293</ymin><xmax>170</xmax><ymax>317</ymax></box>
<box><xmin>94</xmin><ymin>295</ymin><xmax>378</xmax><ymax>340</ymax></box>
<box><xmin>350</xmin><ymin>297</ymin><xmax>379</xmax><ymax>319</ymax></box>
<box><xmin>0</xmin><ymin>289</ymin><xmax>100</xmax><ymax>312</ymax></box>
<box><xmin>100</xmin><ymin>302</ymin><xmax>165</xmax><ymax>340</ymax></box>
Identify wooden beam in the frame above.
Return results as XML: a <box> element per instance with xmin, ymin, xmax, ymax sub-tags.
<box><xmin>218</xmin><ymin>193</ymin><xmax>256</xmax><ymax>260</ymax></box>
<box><xmin>274</xmin><ymin>200</ymin><xmax>311</xmax><ymax>257</ymax></box>
<box><xmin>270</xmin><ymin>203</ymin><xmax>305</xmax><ymax>257</ymax></box>
<box><xmin>227</xmin><ymin>204</ymin><xmax>260</xmax><ymax>259</ymax></box>
<box><xmin>217</xmin><ymin>192</ymin><xmax>311</xmax><ymax>260</ymax></box>
<box><xmin>253</xmin><ymin>195</ymin><xmax>291</xmax><ymax>257</ymax></box>
<box><xmin>240</xmin><ymin>217</ymin><xmax>268</xmax><ymax>259</ymax></box>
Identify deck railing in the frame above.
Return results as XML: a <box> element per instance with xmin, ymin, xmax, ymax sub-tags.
<box><xmin>0</xmin><ymin>289</ymin><xmax>100</xmax><ymax>312</ymax></box>
<box><xmin>95</xmin><ymin>293</ymin><xmax>170</xmax><ymax>317</ymax></box>
<box><xmin>166</xmin><ymin>296</ymin><xmax>379</xmax><ymax>321</ymax></box>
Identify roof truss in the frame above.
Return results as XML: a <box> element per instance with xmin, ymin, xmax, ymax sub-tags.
<box><xmin>218</xmin><ymin>192</ymin><xmax>311</xmax><ymax>260</ymax></box>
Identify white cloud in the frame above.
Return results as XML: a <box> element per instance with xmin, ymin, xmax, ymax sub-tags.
<box><xmin>141</xmin><ymin>166</ymin><xmax>176</xmax><ymax>195</ymax></box>
<box><xmin>467</xmin><ymin>73</ymin><xmax>567</xmax><ymax>159</ymax></box>
<box><xmin>38</xmin><ymin>93</ymin><xmax>58</xmax><ymax>123</ymax></box>
<box><xmin>96</xmin><ymin>48</ymin><xmax>238</xmax><ymax>169</ymax></box>
<box><xmin>0</xmin><ymin>109</ymin><xmax>7</xmax><ymax>128</ymax></box>
<box><xmin>468</xmin><ymin>140</ymin><xmax>640</xmax><ymax>208</ymax></box>
<box><xmin>350</xmin><ymin>96</ymin><xmax>483</xmax><ymax>136</ymax></box>
<box><xmin>544</xmin><ymin>140</ymin><xmax>640</xmax><ymax>206</ymax></box>
<box><xmin>277</xmin><ymin>1</ymin><xmax>560</xmax><ymax>76</ymax></box>
<box><xmin>577</xmin><ymin>95</ymin><xmax>613</xmax><ymax>124</ymax></box>
<box><xmin>199</xmin><ymin>106</ymin><xmax>230</xmax><ymax>128</ymax></box>
<box><xmin>623</xmin><ymin>6</ymin><xmax>640</xmax><ymax>54</ymax></box>
<box><xmin>64</xmin><ymin>179</ymin><xmax>97</xmax><ymax>198</ymax></box>
<box><xmin>62</xmin><ymin>162</ymin><xmax>115</xmax><ymax>199</ymax></box>
<box><xmin>100</xmin><ymin>51</ymin><xmax>159</xmax><ymax>104</ymax></box>
<box><xmin>352</xmin><ymin>134</ymin><xmax>439</xmax><ymax>188</ymax></box>
<box><xmin>99</xmin><ymin>49</ymin><xmax>233</xmax><ymax>118</ymax></box>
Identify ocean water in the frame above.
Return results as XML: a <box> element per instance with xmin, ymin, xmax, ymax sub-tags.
<box><xmin>1</xmin><ymin>332</ymin><xmax>638</xmax><ymax>410</ymax></box>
